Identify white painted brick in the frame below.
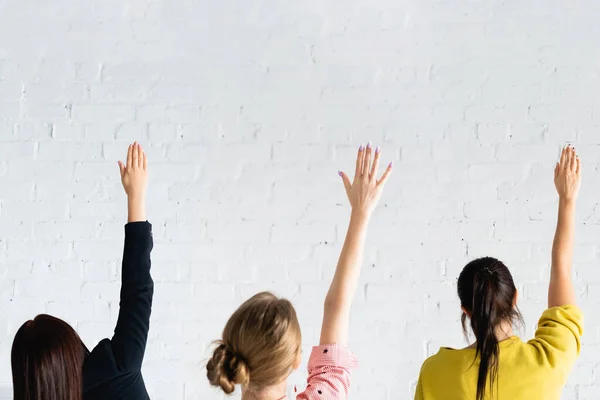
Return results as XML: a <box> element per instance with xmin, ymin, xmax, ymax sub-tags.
<box><xmin>1</xmin><ymin>200</ymin><xmax>69</xmax><ymax>222</ymax></box>
<box><xmin>22</xmin><ymin>103</ymin><xmax>69</xmax><ymax>120</ymax></box>
<box><xmin>0</xmin><ymin>142</ymin><xmax>34</xmax><ymax>160</ymax></box>
<box><xmin>102</xmin><ymin>63</ymin><xmax>162</xmax><ymax>85</ymax></box>
<box><xmin>496</xmin><ymin>143</ymin><xmax>561</xmax><ymax>163</ymax></box>
<box><xmin>83</xmin><ymin>260</ymin><xmax>118</xmax><ymax>282</ymax></box>
<box><xmin>1</xmin><ymin>2</ymin><xmax>599</xmax><ymax>398</ymax></box>
<box><xmin>7</xmin><ymin>240</ymin><xmax>71</xmax><ymax>262</ymax></box>
<box><xmin>12</xmin><ymin>122</ymin><xmax>54</xmax><ymax>141</ymax></box>
<box><xmin>0</xmin><ymin>83</ymin><xmax>24</xmax><ymax>102</ymax></box>
<box><xmin>73</xmin><ymin>105</ymin><xmax>135</xmax><ymax>123</ymax></box>
<box><xmin>148</xmin><ymin>123</ymin><xmax>177</xmax><ymax>142</ymax></box>
<box><xmin>530</xmin><ymin>104</ymin><xmax>593</xmax><ymax>124</ymax></box>
<box><xmin>24</xmin><ymin>83</ymin><xmax>87</xmax><ymax>103</ymax></box>
<box><xmin>51</xmin><ymin>121</ymin><xmax>84</xmax><ymax>140</ymax></box>
<box><xmin>165</xmin><ymin>143</ymin><xmax>210</xmax><ymax>163</ymax></box>
<box><xmin>37</xmin><ymin>141</ymin><xmax>102</xmax><ymax>161</ymax></box>
<box><xmin>115</xmin><ymin>123</ymin><xmax>147</xmax><ymax>140</ymax></box>
<box><xmin>0</xmin><ymin>103</ymin><xmax>21</xmax><ymax>119</ymax></box>
<box><xmin>83</xmin><ymin>124</ymin><xmax>118</xmax><ymax>141</ymax></box>
<box><xmin>469</xmin><ymin>163</ymin><xmax>531</xmax><ymax>182</ymax></box>
<box><xmin>90</xmin><ymin>84</ymin><xmax>152</xmax><ymax>103</ymax></box>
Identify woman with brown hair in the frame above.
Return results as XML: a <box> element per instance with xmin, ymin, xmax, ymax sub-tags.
<box><xmin>206</xmin><ymin>142</ymin><xmax>393</xmax><ymax>399</ymax></box>
<box><xmin>11</xmin><ymin>142</ymin><xmax>154</xmax><ymax>400</ymax></box>
<box><xmin>415</xmin><ymin>145</ymin><xmax>584</xmax><ymax>400</ymax></box>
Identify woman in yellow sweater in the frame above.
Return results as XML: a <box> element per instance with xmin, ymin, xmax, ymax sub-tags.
<box><xmin>415</xmin><ymin>145</ymin><xmax>584</xmax><ymax>400</ymax></box>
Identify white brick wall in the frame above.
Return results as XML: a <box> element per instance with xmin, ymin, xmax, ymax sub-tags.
<box><xmin>1</xmin><ymin>1</ymin><xmax>599</xmax><ymax>399</ymax></box>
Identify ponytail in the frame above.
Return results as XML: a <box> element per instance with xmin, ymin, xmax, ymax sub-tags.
<box><xmin>471</xmin><ymin>271</ymin><xmax>500</xmax><ymax>400</ymax></box>
<box><xmin>457</xmin><ymin>258</ymin><xmax>523</xmax><ymax>400</ymax></box>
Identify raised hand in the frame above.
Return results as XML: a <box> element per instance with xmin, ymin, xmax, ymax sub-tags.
<box><xmin>339</xmin><ymin>142</ymin><xmax>393</xmax><ymax>216</ymax></box>
<box><xmin>321</xmin><ymin>143</ymin><xmax>393</xmax><ymax>346</ymax></box>
<box><xmin>549</xmin><ymin>145</ymin><xmax>579</xmax><ymax>308</ymax></box>
<box><xmin>118</xmin><ymin>142</ymin><xmax>148</xmax><ymax>222</ymax></box>
<box><xmin>554</xmin><ymin>145</ymin><xmax>581</xmax><ymax>202</ymax></box>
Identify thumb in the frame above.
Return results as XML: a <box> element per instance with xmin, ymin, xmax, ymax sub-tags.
<box><xmin>118</xmin><ymin>161</ymin><xmax>125</xmax><ymax>177</ymax></box>
<box><xmin>338</xmin><ymin>171</ymin><xmax>351</xmax><ymax>194</ymax></box>
<box><xmin>554</xmin><ymin>162</ymin><xmax>559</xmax><ymax>179</ymax></box>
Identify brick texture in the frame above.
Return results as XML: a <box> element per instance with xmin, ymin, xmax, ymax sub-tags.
<box><xmin>1</xmin><ymin>1</ymin><xmax>599</xmax><ymax>399</ymax></box>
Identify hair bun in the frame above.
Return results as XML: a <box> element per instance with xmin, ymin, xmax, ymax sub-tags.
<box><xmin>207</xmin><ymin>342</ymin><xmax>250</xmax><ymax>394</ymax></box>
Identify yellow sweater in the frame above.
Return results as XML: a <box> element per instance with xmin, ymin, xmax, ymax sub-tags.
<box><xmin>415</xmin><ymin>305</ymin><xmax>583</xmax><ymax>400</ymax></box>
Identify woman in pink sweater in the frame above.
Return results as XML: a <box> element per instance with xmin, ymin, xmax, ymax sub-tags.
<box><xmin>206</xmin><ymin>142</ymin><xmax>392</xmax><ymax>399</ymax></box>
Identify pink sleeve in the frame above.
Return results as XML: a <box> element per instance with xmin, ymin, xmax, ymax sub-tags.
<box><xmin>296</xmin><ymin>344</ymin><xmax>358</xmax><ymax>400</ymax></box>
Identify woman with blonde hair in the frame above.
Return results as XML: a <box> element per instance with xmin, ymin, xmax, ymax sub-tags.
<box><xmin>207</xmin><ymin>142</ymin><xmax>393</xmax><ymax>399</ymax></box>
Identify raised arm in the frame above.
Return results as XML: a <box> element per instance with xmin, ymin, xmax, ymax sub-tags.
<box><xmin>111</xmin><ymin>142</ymin><xmax>154</xmax><ymax>371</ymax></box>
<box><xmin>549</xmin><ymin>145</ymin><xmax>581</xmax><ymax>308</ymax></box>
<box><xmin>319</xmin><ymin>143</ymin><xmax>392</xmax><ymax>346</ymax></box>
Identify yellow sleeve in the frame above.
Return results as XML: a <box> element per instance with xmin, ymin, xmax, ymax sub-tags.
<box><xmin>528</xmin><ymin>305</ymin><xmax>584</xmax><ymax>383</ymax></box>
<box><xmin>414</xmin><ymin>375</ymin><xmax>424</xmax><ymax>400</ymax></box>
<box><xmin>414</xmin><ymin>365</ymin><xmax>425</xmax><ymax>400</ymax></box>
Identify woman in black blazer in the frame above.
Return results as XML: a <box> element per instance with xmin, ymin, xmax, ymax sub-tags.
<box><xmin>11</xmin><ymin>142</ymin><xmax>153</xmax><ymax>400</ymax></box>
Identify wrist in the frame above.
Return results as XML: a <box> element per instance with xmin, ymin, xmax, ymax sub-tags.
<box><xmin>350</xmin><ymin>208</ymin><xmax>371</xmax><ymax>221</ymax></box>
<box><xmin>127</xmin><ymin>192</ymin><xmax>146</xmax><ymax>203</ymax></box>
<box><xmin>558</xmin><ymin>197</ymin><xmax>577</xmax><ymax>208</ymax></box>
<box><xmin>127</xmin><ymin>195</ymin><xmax>146</xmax><ymax>222</ymax></box>
<box><xmin>349</xmin><ymin>210</ymin><xmax>371</xmax><ymax>233</ymax></box>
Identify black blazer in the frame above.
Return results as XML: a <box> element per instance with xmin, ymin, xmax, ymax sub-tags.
<box><xmin>82</xmin><ymin>222</ymin><xmax>154</xmax><ymax>400</ymax></box>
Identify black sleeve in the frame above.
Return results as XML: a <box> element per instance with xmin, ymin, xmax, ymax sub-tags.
<box><xmin>110</xmin><ymin>221</ymin><xmax>154</xmax><ymax>372</ymax></box>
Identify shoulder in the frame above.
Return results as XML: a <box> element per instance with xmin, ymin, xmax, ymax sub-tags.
<box><xmin>83</xmin><ymin>339</ymin><xmax>117</xmax><ymax>390</ymax></box>
<box><xmin>419</xmin><ymin>351</ymin><xmax>440</xmax><ymax>374</ymax></box>
<box><xmin>418</xmin><ymin>347</ymin><xmax>462</xmax><ymax>378</ymax></box>
<box><xmin>538</xmin><ymin>305</ymin><xmax>583</xmax><ymax>330</ymax></box>
<box><xmin>83</xmin><ymin>340</ymin><xmax>146</xmax><ymax>397</ymax></box>
<box><xmin>527</xmin><ymin>305</ymin><xmax>584</xmax><ymax>366</ymax></box>
<box><xmin>529</xmin><ymin>305</ymin><xmax>584</xmax><ymax>349</ymax></box>
<box><xmin>84</xmin><ymin>339</ymin><xmax>116</xmax><ymax>372</ymax></box>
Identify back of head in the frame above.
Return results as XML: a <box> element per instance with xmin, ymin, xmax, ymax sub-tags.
<box><xmin>206</xmin><ymin>292</ymin><xmax>302</xmax><ymax>395</ymax></box>
<box><xmin>11</xmin><ymin>314</ymin><xmax>87</xmax><ymax>400</ymax></box>
<box><xmin>457</xmin><ymin>257</ymin><xmax>523</xmax><ymax>400</ymax></box>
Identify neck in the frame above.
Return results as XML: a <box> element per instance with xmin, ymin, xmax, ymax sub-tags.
<box><xmin>241</xmin><ymin>381</ymin><xmax>288</xmax><ymax>400</ymax></box>
<box><xmin>494</xmin><ymin>319</ymin><xmax>514</xmax><ymax>341</ymax></box>
<box><xmin>466</xmin><ymin>320</ymin><xmax>515</xmax><ymax>349</ymax></box>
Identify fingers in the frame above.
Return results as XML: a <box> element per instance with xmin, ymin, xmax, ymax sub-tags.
<box><xmin>339</xmin><ymin>171</ymin><xmax>351</xmax><ymax>194</ymax></box>
<box><xmin>570</xmin><ymin>147</ymin><xmax>577</xmax><ymax>172</ymax></box>
<box><xmin>559</xmin><ymin>146</ymin><xmax>568</xmax><ymax>169</ymax></box>
<box><xmin>377</xmin><ymin>161</ymin><xmax>394</xmax><ymax>187</ymax></box>
<box><xmin>355</xmin><ymin>145</ymin><xmax>365</xmax><ymax>178</ymax></box>
<box><xmin>143</xmin><ymin>151</ymin><xmax>148</xmax><ymax>171</ymax></box>
<box><xmin>132</xmin><ymin>141</ymin><xmax>139</xmax><ymax>169</ymax></box>
<box><xmin>127</xmin><ymin>144</ymin><xmax>133</xmax><ymax>169</ymax></box>
<box><xmin>371</xmin><ymin>146</ymin><xmax>381</xmax><ymax>179</ymax></box>
<box><xmin>576</xmin><ymin>156</ymin><xmax>581</xmax><ymax>175</ymax></box>
<box><xmin>363</xmin><ymin>142</ymin><xmax>373</xmax><ymax>177</ymax></box>
<box><xmin>137</xmin><ymin>143</ymin><xmax>144</xmax><ymax>168</ymax></box>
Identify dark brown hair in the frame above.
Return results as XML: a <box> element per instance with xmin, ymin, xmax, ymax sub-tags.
<box><xmin>457</xmin><ymin>257</ymin><xmax>523</xmax><ymax>400</ymax></box>
<box><xmin>11</xmin><ymin>314</ymin><xmax>88</xmax><ymax>400</ymax></box>
<box><xmin>207</xmin><ymin>292</ymin><xmax>302</xmax><ymax>395</ymax></box>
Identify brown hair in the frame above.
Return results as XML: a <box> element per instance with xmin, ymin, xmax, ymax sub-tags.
<box><xmin>457</xmin><ymin>257</ymin><xmax>524</xmax><ymax>400</ymax></box>
<box><xmin>11</xmin><ymin>314</ymin><xmax>88</xmax><ymax>400</ymax></box>
<box><xmin>206</xmin><ymin>292</ymin><xmax>302</xmax><ymax>394</ymax></box>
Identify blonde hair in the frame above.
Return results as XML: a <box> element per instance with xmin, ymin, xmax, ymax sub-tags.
<box><xmin>206</xmin><ymin>291</ymin><xmax>302</xmax><ymax>394</ymax></box>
